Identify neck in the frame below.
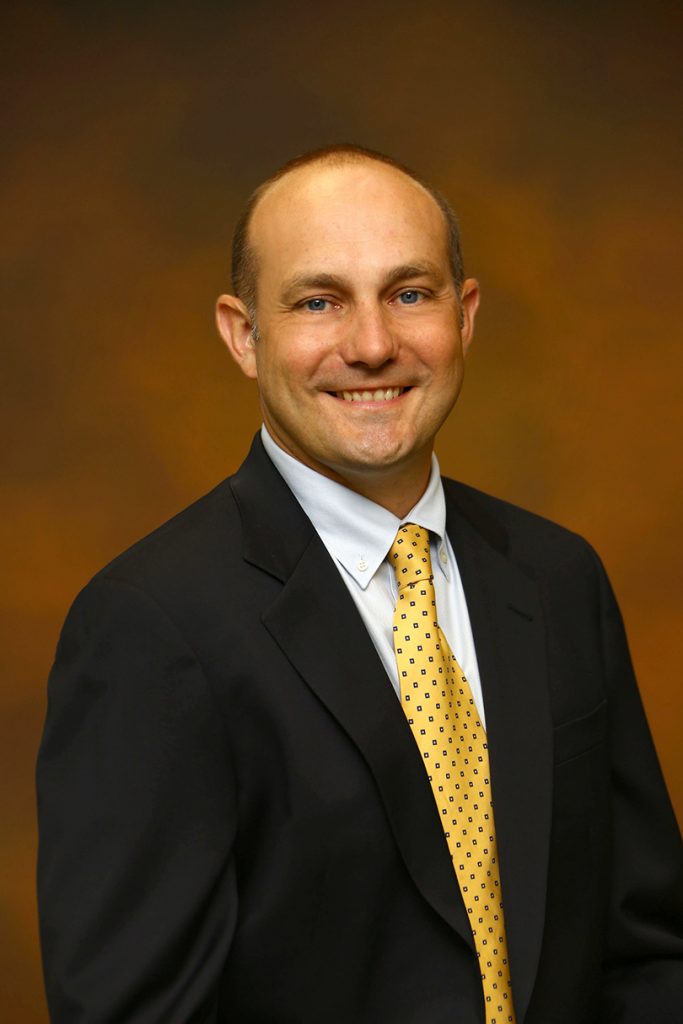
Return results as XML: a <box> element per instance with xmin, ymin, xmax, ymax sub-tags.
<box><xmin>263</xmin><ymin>426</ymin><xmax>434</xmax><ymax>518</ymax></box>
<box><xmin>329</xmin><ymin>461</ymin><xmax>432</xmax><ymax>518</ymax></box>
<box><xmin>266</xmin><ymin>438</ymin><xmax>432</xmax><ymax>520</ymax></box>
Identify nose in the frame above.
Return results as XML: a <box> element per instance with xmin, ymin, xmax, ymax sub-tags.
<box><xmin>339</xmin><ymin>302</ymin><xmax>399</xmax><ymax>367</ymax></box>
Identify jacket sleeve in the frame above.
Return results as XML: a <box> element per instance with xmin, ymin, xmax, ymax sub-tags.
<box><xmin>589</xmin><ymin>546</ymin><xmax>683</xmax><ymax>1021</ymax></box>
<box><xmin>36</xmin><ymin>576</ymin><xmax>238</xmax><ymax>1023</ymax></box>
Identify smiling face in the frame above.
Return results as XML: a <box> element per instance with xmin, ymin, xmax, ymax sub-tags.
<box><xmin>217</xmin><ymin>159</ymin><xmax>479</xmax><ymax>514</ymax></box>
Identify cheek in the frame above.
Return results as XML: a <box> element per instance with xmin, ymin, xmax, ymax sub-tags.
<box><xmin>414</xmin><ymin>333</ymin><xmax>463</xmax><ymax>377</ymax></box>
<box><xmin>404</xmin><ymin>309</ymin><xmax>460</xmax><ymax>353</ymax></box>
<box><xmin>263</xmin><ymin>334</ymin><xmax>339</xmax><ymax>387</ymax></box>
<box><xmin>260</xmin><ymin>323</ymin><xmax>335</xmax><ymax>372</ymax></box>
<box><xmin>254</xmin><ymin>334</ymin><xmax>297</xmax><ymax>375</ymax></box>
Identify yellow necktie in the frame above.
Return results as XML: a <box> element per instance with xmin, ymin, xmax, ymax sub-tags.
<box><xmin>389</xmin><ymin>523</ymin><xmax>515</xmax><ymax>1024</ymax></box>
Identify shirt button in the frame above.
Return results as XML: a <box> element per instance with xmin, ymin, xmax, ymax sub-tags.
<box><xmin>439</xmin><ymin>549</ymin><xmax>448</xmax><ymax>565</ymax></box>
<box><xmin>357</xmin><ymin>559</ymin><xmax>368</xmax><ymax>572</ymax></box>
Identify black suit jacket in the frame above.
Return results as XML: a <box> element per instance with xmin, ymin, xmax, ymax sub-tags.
<box><xmin>37</xmin><ymin>434</ymin><xmax>683</xmax><ymax>1022</ymax></box>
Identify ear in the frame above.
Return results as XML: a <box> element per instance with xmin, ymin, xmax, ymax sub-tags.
<box><xmin>215</xmin><ymin>294</ymin><xmax>258</xmax><ymax>379</ymax></box>
<box><xmin>459</xmin><ymin>277</ymin><xmax>480</xmax><ymax>355</ymax></box>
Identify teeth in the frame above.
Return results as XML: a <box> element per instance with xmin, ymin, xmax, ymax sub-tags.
<box><xmin>337</xmin><ymin>387</ymin><xmax>404</xmax><ymax>402</ymax></box>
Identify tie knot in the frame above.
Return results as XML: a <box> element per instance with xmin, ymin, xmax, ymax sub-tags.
<box><xmin>389</xmin><ymin>523</ymin><xmax>433</xmax><ymax>589</ymax></box>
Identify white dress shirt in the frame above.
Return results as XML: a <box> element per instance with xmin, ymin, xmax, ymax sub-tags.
<box><xmin>261</xmin><ymin>426</ymin><xmax>486</xmax><ymax>727</ymax></box>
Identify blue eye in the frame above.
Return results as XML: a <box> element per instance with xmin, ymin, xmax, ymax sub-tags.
<box><xmin>398</xmin><ymin>290</ymin><xmax>421</xmax><ymax>304</ymax></box>
<box><xmin>305</xmin><ymin>297</ymin><xmax>328</xmax><ymax>312</ymax></box>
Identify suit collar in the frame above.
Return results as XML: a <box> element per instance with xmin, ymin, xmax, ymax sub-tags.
<box><xmin>229</xmin><ymin>432</ymin><xmax>313</xmax><ymax>583</ymax></box>
<box><xmin>231</xmin><ymin>436</ymin><xmax>552</xmax><ymax>1022</ymax></box>
<box><xmin>230</xmin><ymin>432</ymin><xmax>511</xmax><ymax>570</ymax></box>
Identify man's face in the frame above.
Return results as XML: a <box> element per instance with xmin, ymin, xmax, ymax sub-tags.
<box><xmin>221</xmin><ymin>160</ymin><xmax>479</xmax><ymax>496</ymax></box>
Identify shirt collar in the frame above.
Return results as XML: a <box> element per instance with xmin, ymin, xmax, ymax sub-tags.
<box><xmin>260</xmin><ymin>425</ymin><xmax>450</xmax><ymax>589</ymax></box>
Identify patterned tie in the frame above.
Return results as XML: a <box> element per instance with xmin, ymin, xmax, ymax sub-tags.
<box><xmin>389</xmin><ymin>523</ymin><xmax>515</xmax><ymax>1024</ymax></box>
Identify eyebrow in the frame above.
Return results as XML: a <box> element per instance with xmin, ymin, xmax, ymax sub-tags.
<box><xmin>279</xmin><ymin>262</ymin><xmax>445</xmax><ymax>304</ymax></box>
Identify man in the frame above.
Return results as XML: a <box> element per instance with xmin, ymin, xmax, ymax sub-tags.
<box><xmin>37</xmin><ymin>145</ymin><xmax>683</xmax><ymax>1023</ymax></box>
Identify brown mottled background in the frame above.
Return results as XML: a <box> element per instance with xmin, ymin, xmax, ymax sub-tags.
<box><xmin>2</xmin><ymin>0</ymin><xmax>682</xmax><ymax>1017</ymax></box>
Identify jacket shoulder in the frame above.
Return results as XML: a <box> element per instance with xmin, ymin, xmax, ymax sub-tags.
<box><xmin>442</xmin><ymin>475</ymin><xmax>600</xmax><ymax>577</ymax></box>
<box><xmin>84</xmin><ymin>474</ymin><xmax>243</xmax><ymax>602</ymax></box>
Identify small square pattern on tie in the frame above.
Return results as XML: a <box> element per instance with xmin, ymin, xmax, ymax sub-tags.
<box><xmin>389</xmin><ymin>524</ymin><xmax>515</xmax><ymax>1024</ymax></box>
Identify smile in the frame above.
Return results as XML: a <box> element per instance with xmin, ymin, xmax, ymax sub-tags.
<box><xmin>333</xmin><ymin>387</ymin><xmax>408</xmax><ymax>402</ymax></box>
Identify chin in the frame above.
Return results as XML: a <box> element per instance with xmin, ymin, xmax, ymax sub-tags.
<box><xmin>326</xmin><ymin>442</ymin><xmax>414</xmax><ymax>476</ymax></box>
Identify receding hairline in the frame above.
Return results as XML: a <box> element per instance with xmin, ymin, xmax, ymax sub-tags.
<box><xmin>255</xmin><ymin>152</ymin><xmax>440</xmax><ymax>226</ymax></box>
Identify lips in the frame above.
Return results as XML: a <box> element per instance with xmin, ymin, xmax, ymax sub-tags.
<box><xmin>333</xmin><ymin>386</ymin><xmax>407</xmax><ymax>402</ymax></box>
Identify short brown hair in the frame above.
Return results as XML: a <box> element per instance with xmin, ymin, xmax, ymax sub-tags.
<box><xmin>230</xmin><ymin>143</ymin><xmax>465</xmax><ymax>327</ymax></box>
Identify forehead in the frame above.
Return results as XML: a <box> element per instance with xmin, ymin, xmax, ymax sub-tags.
<box><xmin>249</xmin><ymin>160</ymin><xmax>449</xmax><ymax>284</ymax></box>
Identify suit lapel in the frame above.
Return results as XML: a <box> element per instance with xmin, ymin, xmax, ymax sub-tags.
<box><xmin>444</xmin><ymin>479</ymin><xmax>553</xmax><ymax>1022</ymax></box>
<box><xmin>263</xmin><ymin>533</ymin><xmax>478</xmax><ymax>949</ymax></box>
<box><xmin>231</xmin><ymin>437</ymin><xmax>553</xmax><ymax>1018</ymax></box>
<box><xmin>230</xmin><ymin>436</ymin><xmax>474</xmax><ymax>950</ymax></box>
